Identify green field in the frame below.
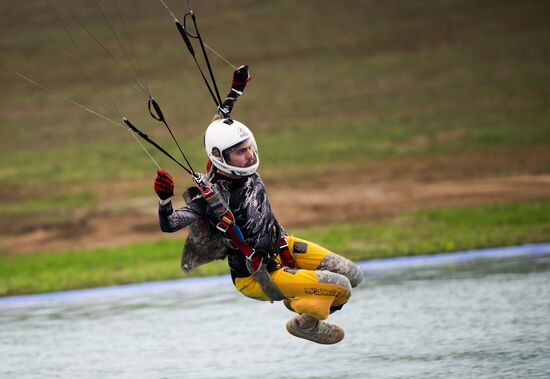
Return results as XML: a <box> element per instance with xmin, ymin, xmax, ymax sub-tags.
<box><xmin>1</xmin><ymin>0</ymin><xmax>550</xmax><ymax>295</ymax></box>
<box><xmin>2</xmin><ymin>200</ymin><xmax>550</xmax><ymax>296</ymax></box>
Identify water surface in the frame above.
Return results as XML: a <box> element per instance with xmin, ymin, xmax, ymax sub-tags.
<box><xmin>1</xmin><ymin>253</ymin><xmax>549</xmax><ymax>379</ymax></box>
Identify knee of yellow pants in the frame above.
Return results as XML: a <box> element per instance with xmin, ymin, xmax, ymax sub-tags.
<box><xmin>332</xmin><ymin>283</ymin><xmax>352</xmax><ymax>307</ymax></box>
<box><xmin>235</xmin><ymin>268</ymin><xmax>352</xmax><ymax>320</ymax></box>
<box><xmin>281</xmin><ymin>280</ymin><xmax>352</xmax><ymax>320</ymax></box>
<box><xmin>288</xmin><ymin>285</ymin><xmax>351</xmax><ymax>320</ymax></box>
<box><xmin>314</xmin><ymin>271</ymin><xmax>352</xmax><ymax>308</ymax></box>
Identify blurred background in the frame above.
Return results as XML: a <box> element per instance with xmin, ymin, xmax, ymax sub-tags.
<box><xmin>1</xmin><ymin>0</ymin><xmax>549</xmax><ymax>295</ymax></box>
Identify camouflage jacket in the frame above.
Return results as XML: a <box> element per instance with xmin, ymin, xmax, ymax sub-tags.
<box><xmin>158</xmin><ymin>171</ymin><xmax>281</xmax><ymax>279</ymax></box>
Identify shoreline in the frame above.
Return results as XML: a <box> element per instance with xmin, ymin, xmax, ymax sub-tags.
<box><xmin>2</xmin><ymin>242</ymin><xmax>549</xmax><ymax>304</ymax></box>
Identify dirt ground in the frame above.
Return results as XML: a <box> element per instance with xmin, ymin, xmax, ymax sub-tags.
<box><xmin>2</xmin><ymin>148</ymin><xmax>550</xmax><ymax>255</ymax></box>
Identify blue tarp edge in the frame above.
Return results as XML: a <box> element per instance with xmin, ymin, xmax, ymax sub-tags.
<box><xmin>2</xmin><ymin>242</ymin><xmax>550</xmax><ymax>304</ymax></box>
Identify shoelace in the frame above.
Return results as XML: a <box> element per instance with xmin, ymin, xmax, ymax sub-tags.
<box><xmin>316</xmin><ymin>321</ymin><xmax>336</xmax><ymax>337</ymax></box>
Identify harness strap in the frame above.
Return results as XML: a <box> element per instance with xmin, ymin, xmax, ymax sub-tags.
<box><xmin>194</xmin><ymin>176</ymin><xmax>296</xmax><ymax>272</ymax></box>
<box><xmin>214</xmin><ymin>211</ymin><xmax>262</xmax><ymax>271</ymax></box>
<box><xmin>278</xmin><ymin>235</ymin><xmax>296</xmax><ymax>268</ymax></box>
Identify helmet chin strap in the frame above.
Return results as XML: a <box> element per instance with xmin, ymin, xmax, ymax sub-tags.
<box><xmin>215</xmin><ymin>168</ymin><xmax>241</xmax><ymax>179</ymax></box>
<box><xmin>214</xmin><ymin>160</ymin><xmax>256</xmax><ymax>178</ymax></box>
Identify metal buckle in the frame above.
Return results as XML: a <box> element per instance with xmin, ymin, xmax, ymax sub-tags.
<box><xmin>245</xmin><ymin>251</ymin><xmax>262</xmax><ymax>274</ymax></box>
<box><xmin>216</xmin><ymin>222</ymin><xmax>229</xmax><ymax>233</ymax></box>
<box><xmin>245</xmin><ymin>249</ymin><xmax>256</xmax><ymax>262</ymax></box>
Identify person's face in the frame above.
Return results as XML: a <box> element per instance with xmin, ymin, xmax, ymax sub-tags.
<box><xmin>227</xmin><ymin>140</ymin><xmax>256</xmax><ymax>168</ymax></box>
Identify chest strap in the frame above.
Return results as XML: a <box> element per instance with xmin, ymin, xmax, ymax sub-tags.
<box><xmin>215</xmin><ymin>209</ymin><xmax>285</xmax><ymax>301</ymax></box>
<box><xmin>215</xmin><ymin>211</ymin><xmax>263</xmax><ymax>271</ymax></box>
<box><xmin>195</xmin><ymin>173</ymin><xmax>296</xmax><ymax>272</ymax></box>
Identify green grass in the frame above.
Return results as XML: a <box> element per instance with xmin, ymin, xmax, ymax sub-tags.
<box><xmin>0</xmin><ymin>239</ymin><xmax>229</xmax><ymax>296</ymax></box>
<box><xmin>2</xmin><ymin>199</ymin><xmax>549</xmax><ymax>296</ymax></box>
<box><xmin>296</xmin><ymin>199</ymin><xmax>550</xmax><ymax>261</ymax></box>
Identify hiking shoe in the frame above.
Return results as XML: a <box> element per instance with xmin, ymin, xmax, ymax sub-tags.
<box><xmin>286</xmin><ymin>316</ymin><xmax>344</xmax><ymax>344</ymax></box>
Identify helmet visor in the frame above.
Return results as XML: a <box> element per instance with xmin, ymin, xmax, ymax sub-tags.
<box><xmin>222</xmin><ymin>137</ymin><xmax>253</xmax><ymax>163</ymax></box>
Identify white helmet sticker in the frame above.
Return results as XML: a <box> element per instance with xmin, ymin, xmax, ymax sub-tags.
<box><xmin>237</xmin><ymin>126</ymin><xmax>249</xmax><ymax>138</ymax></box>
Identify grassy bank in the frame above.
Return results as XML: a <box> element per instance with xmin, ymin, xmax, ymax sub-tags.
<box><xmin>2</xmin><ymin>199</ymin><xmax>549</xmax><ymax>296</ymax></box>
<box><xmin>1</xmin><ymin>0</ymin><xmax>550</xmax><ymax>232</ymax></box>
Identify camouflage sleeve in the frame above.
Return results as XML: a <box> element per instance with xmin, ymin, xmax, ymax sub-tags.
<box><xmin>158</xmin><ymin>197</ymin><xmax>206</xmax><ymax>233</ymax></box>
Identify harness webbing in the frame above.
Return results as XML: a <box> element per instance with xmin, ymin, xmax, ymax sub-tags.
<box><xmin>278</xmin><ymin>237</ymin><xmax>296</xmax><ymax>269</ymax></box>
<box><xmin>213</xmin><ymin>207</ymin><xmax>296</xmax><ymax>272</ymax></box>
<box><xmin>227</xmin><ymin>225</ymin><xmax>264</xmax><ymax>272</ymax></box>
<box><xmin>196</xmin><ymin>181</ymin><xmax>262</xmax><ymax>271</ymax></box>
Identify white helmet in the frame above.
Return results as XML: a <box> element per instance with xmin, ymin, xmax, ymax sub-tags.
<box><xmin>204</xmin><ymin>118</ymin><xmax>260</xmax><ymax>176</ymax></box>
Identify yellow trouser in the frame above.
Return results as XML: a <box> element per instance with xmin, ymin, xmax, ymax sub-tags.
<box><xmin>234</xmin><ymin>236</ymin><xmax>352</xmax><ymax>320</ymax></box>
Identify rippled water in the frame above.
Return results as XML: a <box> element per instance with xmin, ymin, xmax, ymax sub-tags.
<box><xmin>1</xmin><ymin>253</ymin><xmax>550</xmax><ymax>379</ymax></box>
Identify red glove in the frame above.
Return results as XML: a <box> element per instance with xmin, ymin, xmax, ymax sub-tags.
<box><xmin>154</xmin><ymin>169</ymin><xmax>174</xmax><ymax>200</ymax></box>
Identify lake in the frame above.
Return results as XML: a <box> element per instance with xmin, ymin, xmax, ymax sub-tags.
<box><xmin>1</xmin><ymin>247</ymin><xmax>549</xmax><ymax>378</ymax></box>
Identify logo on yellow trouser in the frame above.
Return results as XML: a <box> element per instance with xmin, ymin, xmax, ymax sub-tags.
<box><xmin>304</xmin><ymin>288</ymin><xmax>340</xmax><ymax>297</ymax></box>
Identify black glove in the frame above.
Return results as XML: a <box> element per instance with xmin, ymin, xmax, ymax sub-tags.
<box><xmin>231</xmin><ymin>65</ymin><xmax>251</xmax><ymax>92</ymax></box>
<box><xmin>154</xmin><ymin>169</ymin><xmax>174</xmax><ymax>200</ymax></box>
<box><xmin>217</xmin><ymin>65</ymin><xmax>251</xmax><ymax>118</ymax></box>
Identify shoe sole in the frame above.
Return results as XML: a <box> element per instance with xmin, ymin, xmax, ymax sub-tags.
<box><xmin>286</xmin><ymin>319</ymin><xmax>344</xmax><ymax>345</ymax></box>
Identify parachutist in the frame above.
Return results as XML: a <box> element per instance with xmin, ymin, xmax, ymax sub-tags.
<box><xmin>155</xmin><ymin>66</ymin><xmax>362</xmax><ymax>343</ymax></box>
